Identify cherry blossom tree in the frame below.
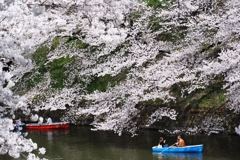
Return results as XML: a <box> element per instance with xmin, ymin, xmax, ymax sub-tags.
<box><xmin>1</xmin><ymin>0</ymin><xmax>240</xmax><ymax>158</ymax></box>
<box><xmin>0</xmin><ymin>0</ymin><xmax>141</xmax><ymax>158</ymax></box>
<box><xmin>66</xmin><ymin>0</ymin><xmax>240</xmax><ymax>136</ymax></box>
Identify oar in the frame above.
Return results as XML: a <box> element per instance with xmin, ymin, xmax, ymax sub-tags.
<box><xmin>160</xmin><ymin>143</ymin><xmax>176</xmax><ymax>154</ymax></box>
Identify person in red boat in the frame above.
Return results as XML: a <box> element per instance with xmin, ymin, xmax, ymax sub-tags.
<box><xmin>38</xmin><ymin>116</ymin><xmax>43</xmax><ymax>124</ymax></box>
<box><xmin>46</xmin><ymin>115</ymin><xmax>52</xmax><ymax>124</ymax></box>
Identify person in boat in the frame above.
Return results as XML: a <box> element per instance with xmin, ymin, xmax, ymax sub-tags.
<box><xmin>13</xmin><ymin>118</ymin><xmax>20</xmax><ymax>132</ymax></box>
<box><xmin>16</xmin><ymin>118</ymin><xmax>22</xmax><ymax>125</ymax></box>
<box><xmin>175</xmin><ymin>135</ymin><xmax>185</xmax><ymax>147</ymax></box>
<box><xmin>158</xmin><ymin>137</ymin><xmax>167</xmax><ymax>148</ymax></box>
<box><xmin>46</xmin><ymin>115</ymin><xmax>52</xmax><ymax>124</ymax></box>
<box><xmin>38</xmin><ymin>116</ymin><xmax>43</xmax><ymax>124</ymax></box>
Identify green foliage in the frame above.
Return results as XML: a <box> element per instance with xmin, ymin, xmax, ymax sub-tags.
<box><xmin>206</xmin><ymin>47</ymin><xmax>221</xmax><ymax>59</ymax></box>
<box><xmin>75</xmin><ymin>39</ymin><xmax>89</xmax><ymax>49</ymax></box>
<box><xmin>49</xmin><ymin>56</ymin><xmax>74</xmax><ymax>89</ymax></box>
<box><xmin>147</xmin><ymin>14</ymin><xmax>188</xmax><ymax>42</ymax></box>
<box><xmin>143</xmin><ymin>0</ymin><xmax>170</xmax><ymax>8</ymax></box>
<box><xmin>14</xmin><ymin>38</ymin><xmax>77</xmax><ymax>92</ymax></box>
<box><xmin>125</xmin><ymin>94</ymin><xmax>131</xmax><ymax>98</ymax></box>
<box><xmin>58</xmin><ymin>29</ymin><xmax>66</xmax><ymax>33</ymax></box>
<box><xmin>67</xmin><ymin>39</ymin><xmax>89</xmax><ymax>49</ymax></box>
<box><xmin>198</xmin><ymin>78</ymin><xmax>226</xmax><ymax>107</ymax></box>
<box><xmin>87</xmin><ymin>74</ymin><xmax>111</xmax><ymax>93</ymax></box>
<box><xmin>51</xmin><ymin>36</ymin><xmax>61</xmax><ymax>51</ymax></box>
<box><xmin>14</xmin><ymin>66</ymin><xmax>49</xmax><ymax>92</ymax></box>
<box><xmin>110</xmin><ymin>68</ymin><xmax>130</xmax><ymax>86</ymax></box>
<box><xmin>16</xmin><ymin>55</ymin><xmax>82</xmax><ymax>92</ymax></box>
<box><xmin>3</xmin><ymin>80</ymin><xmax>8</xmax><ymax>88</ymax></box>
<box><xmin>33</xmin><ymin>94</ymin><xmax>42</xmax><ymax>100</ymax></box>
<box><xmin>38</xmin><ymin>65</ymin><xmax>48</xmax><ymax>74</ymax></box>
<box><xmin>180</xmin><ymin>75</ymin><xmax>226</xmax><ymax>108</ymax></box>
<box><xmin>17</xmin><ymin>71</ymin><xmax>44</xmax><ymax>89</ymax></box>
<box><xmin>138</xmin><ymin>98</ymin><xmax>163</xmax><ymax>106</ymax></box>
<box><xmin>149</xmin><ymin>20</ymin><xmax>162</xmax><ymax>32</ymax></box>
<box><xmin>87</xmin><ymin>68</ymin><xmax>130</xmax><ymax>93</ymax></box>
<box><xmin>170</xmin><ymin>82</ymin><xmax>190</xmax><ymax>98</ymax></box>
<box><xmin>198</xmin><ymin>92</ymin><xmax>226</xmax><ymax>107</ymax></box>
<box><xmin>71</xmin><ymin>76</ymin><xmax>81</xmax><ymax>86</ymax></box>
<box><xmin>86</xmin><ymin>43</ymin><xmax>130</xmax><ymax>93</ymax></box>
<box><xmin>16</xmin><ymin>72</ymin><xmax>31</xmax><ymax>89</ymax></box>
<box><xmin>155</xmin><ymin>26</ymin><xmax>188</xmax><ymax>42</ymax></box>
<box><xmin>32</xmin><ymin>46</ymin><xmax>49</xmax><ymax>66</ymax></box>
<box><xmin>131</xmin><ymin>12</ymin><xmax>142</xmax><ymax>20</ymax></box>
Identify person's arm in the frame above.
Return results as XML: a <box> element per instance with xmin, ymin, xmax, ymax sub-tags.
<box><xmin>175</xmin><ymin>139</ymin><xmax>179</xmax><ymax>146</ymax></box>
<box><xmin>162</xmin><ymin>140</ymin><xmax>166</xmax><ymax>145</ymax></box>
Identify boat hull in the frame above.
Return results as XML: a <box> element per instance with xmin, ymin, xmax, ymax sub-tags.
<box><xmin>152</xmin><ymin>144</ymin><xmax>203</xmax><ymax>153</ymax></box>
<box><xmin>13</xmin><ymin>124</ymin><xmax>25</xmax><ymax>132</ymax></box>
<box><xmin>26</xmin><ymin>122</ymin><xmax>69</xmax><ymax>130</ymax></box>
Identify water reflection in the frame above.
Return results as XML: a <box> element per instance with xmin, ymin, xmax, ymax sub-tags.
<box><xmin>152</xmin><ymin>152</ymin><xmax>203</xmax><ymax>160</ymax></box>
<box><xmin>26</xmin><ymin>129</ymin><xmax>70</xmax><ymax>143</ymax></box>
<box><xmin>26</xmin><ymin>128</ymin><xmax>70</xmax><ymax>135</ymax></box>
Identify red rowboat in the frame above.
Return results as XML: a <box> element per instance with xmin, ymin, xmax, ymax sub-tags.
<box><xmin>26</xmin><ymin>122</ymin><xmax>69</xmax><ymax>130</ymax></box>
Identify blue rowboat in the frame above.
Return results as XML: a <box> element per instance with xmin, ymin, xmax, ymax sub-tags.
<box><xmin>152</xmin><ymin>144</ymin><xmax>203</xmax><ymax>153</ymax></box>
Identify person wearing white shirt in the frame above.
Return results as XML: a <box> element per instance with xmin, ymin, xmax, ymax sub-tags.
<box><xmin>46</xmin><ymin>115</ymin><xmax>52</xmax><ymax>124</ymax></box>
<box><xmin>38</xmin><ymin>117</ymin><xmax>43</xmax><ymax>124</ymax></box>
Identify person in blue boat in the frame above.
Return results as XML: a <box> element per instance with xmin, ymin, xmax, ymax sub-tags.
<box><xmin>46</xmin><ymin>115</ymin><xmax>52</xmax><ymax>124</ymax></box>
<box><xmin>175</xmin><ymin>135</ymin><xmax>185</xmax><ymax>147</ymax></box>
<box><xmin>158</xmin><ymin>137</ymin><xmax>168</xmax><ymax>148</ymax></box>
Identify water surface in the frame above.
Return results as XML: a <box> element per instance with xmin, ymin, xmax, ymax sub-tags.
<box><xmin>1</xmin><ymin>125</ymin><xmax>240</xmax><ymax>160</ymax></box>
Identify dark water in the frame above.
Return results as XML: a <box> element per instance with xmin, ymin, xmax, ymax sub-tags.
<box><xmin>1</xmin><ymin>125</ymin><xmax>240</xmax><ymax>160</ymax></box>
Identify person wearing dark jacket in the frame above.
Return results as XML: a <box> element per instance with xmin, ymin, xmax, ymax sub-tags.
<box><xmin>158</xmin><ymin>137</ymin><xmax>167</xmax><ymax>148</ymax></box>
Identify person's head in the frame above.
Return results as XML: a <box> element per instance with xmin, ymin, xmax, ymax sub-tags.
<box><xmin>159</xmin><ymin>137</ymin><xmax>164</xmax><ymax>142</ymax></box>
<box><xmin>177</xmin><ymin>135</ymin><xmax>182</xmax><ymax>140</ymax></box>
